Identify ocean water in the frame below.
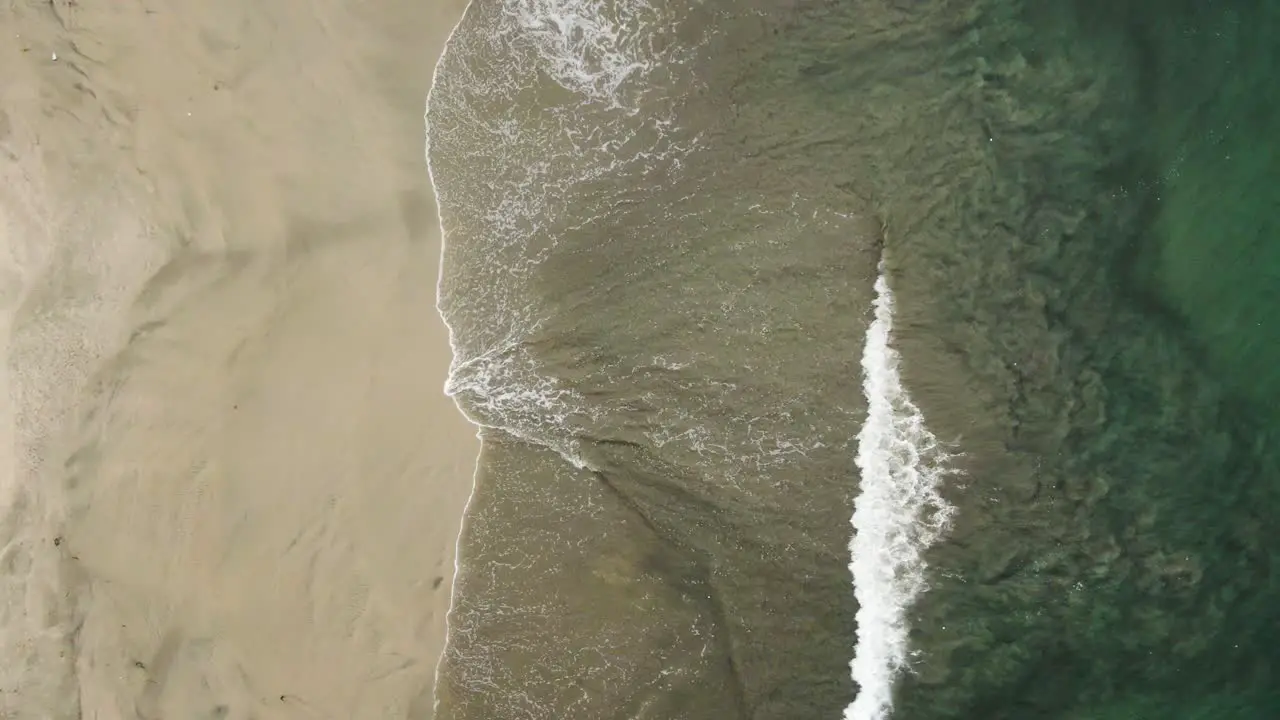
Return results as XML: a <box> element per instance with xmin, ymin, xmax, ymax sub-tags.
<box><xmin>425</xmin><ymin>0</ymin><xmax>1280</xmax><ymax>718</ymax></box>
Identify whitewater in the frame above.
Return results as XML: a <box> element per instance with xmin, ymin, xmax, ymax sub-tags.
<box><xmin>846</xmin><ymin>263</ymin><xmax>956</xmax><ymax>720</ymax></box>
<box><xmin>428</xmin><ymin>0</ymin><xmax>963</xmax><ymax>716</ymax></box>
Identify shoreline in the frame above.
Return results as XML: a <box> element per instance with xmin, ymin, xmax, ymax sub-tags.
<box><xmin>423</xmin><ymin>0</ymin><xmax>484</xmax><ymax>709</ymax></box>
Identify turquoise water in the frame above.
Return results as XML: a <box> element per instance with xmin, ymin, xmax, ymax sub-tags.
<box><xmin>1135</xmin><ymin>0</ymin><xmax>1280</xmax><ymax>410</ymax></box>
<box><xmin>426</xmin><ymin>0</ymin><xmax>1280</xmax><ymax>717</ymax></box>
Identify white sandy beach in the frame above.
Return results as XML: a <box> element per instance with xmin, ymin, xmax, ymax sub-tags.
<box><xmin>1</xmin><ymin>0</ymin><xmax>476</xmax><ymax>717</ymax></box>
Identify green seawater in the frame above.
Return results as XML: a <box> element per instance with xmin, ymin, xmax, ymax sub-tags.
<box><xmin>427</xmin><ymin>0</ymin><xmax>1280</xmax><ymax>717</ymax></box>
<box><xmin>1137</xmin><ymin>1</ymin><xmax>1280</xmax><ymax>411</ymax></box>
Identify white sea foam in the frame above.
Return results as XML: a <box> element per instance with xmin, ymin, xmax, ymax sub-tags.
<box><xmin>508</xmin><ymin>0</ymin><xmax>664</xmax><ymax>105</ymax></box>
<box><xmin>425</xmin><ymin>0</ymin><xmax>701</xmax><ymax>713</ymax></box>
<box><xmin>426</xmin><ymin>0</ymin><xmax>700</xmax><ymax>455</ymax></box>
<box><xmin>426</xmin><ymin>0</ymin><xmax>698</xmax><ymax>272</ymax></box>
<box><xmin>845</xmin><ymin>265</ymin><xmax>956</xmax><ymax>720</ymax></box>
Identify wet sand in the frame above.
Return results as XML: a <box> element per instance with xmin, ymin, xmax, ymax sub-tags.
<box><xmin>1</xmin><ymin>0</ymin><xmax>476</xmax><ymax>717</ymax></box>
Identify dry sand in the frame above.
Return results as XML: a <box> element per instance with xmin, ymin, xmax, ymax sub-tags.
<box><xmin>1</xmin><ymin>0</ymin><xmax>477</xmax><ymax>717</ymax></box>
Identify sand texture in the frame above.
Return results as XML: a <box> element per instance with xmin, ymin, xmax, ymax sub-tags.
<box><xmin>0</xmin><ymin>0</ymin><xmax>476</xmax><ymax>717</ymax></box>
